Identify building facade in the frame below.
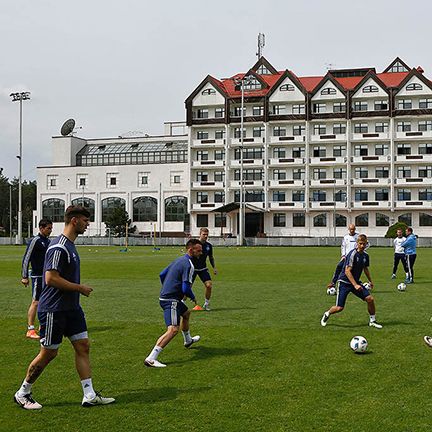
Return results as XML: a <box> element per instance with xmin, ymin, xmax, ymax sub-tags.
<box><xmin>185</xmin><ymin>57</ymin><xmax>432</xmax><ymax>237</ymax></box>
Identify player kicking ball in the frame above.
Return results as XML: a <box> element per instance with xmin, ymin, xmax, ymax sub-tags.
<box><xmin>145</xmin><ymin>239</ymin><xmax>202</xmax><ymax>368</ymax></box>
<box><xmin>321</xmin><ymin>234</ymin><xmax>382</xmax><ymax>329</ymax></box>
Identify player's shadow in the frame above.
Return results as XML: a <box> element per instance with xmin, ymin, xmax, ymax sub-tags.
<box><xmin>89</xmin><ymin>325</ymin><xmax>125</xmax><ymax>333</ymax></box>
<box><xmin>210</xmin><ymin>306</ymin><xmax>257</xmax><ymax>312</ymax></box>
<box><xmin>331</xmin><ymin>320</ymin><xmax>409</xmax><ymax>328</ymax></box>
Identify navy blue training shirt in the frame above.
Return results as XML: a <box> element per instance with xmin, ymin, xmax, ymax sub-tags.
<box><xmin>193</xmin><ymin>240</ymin><xmax>214</xmax><ymax>271</ymax></box>
<box><xmin>159</xmin><ymin>254</ymin><xmax>195</xmax><ymax>301</ymax></box>
<box><xmin>38</xmin><ymin>234</ymin><xmax>81</xmax><ymax>312</ymax></box>
<box><xmin>22</xmin><ymin>234</ymin><xmax>50</xmax><ymax>278</ymax></box>
<box><xmin>338</xmin><ymin>249</ymin><xmax>370</xmax><ymax>285</ymax></box>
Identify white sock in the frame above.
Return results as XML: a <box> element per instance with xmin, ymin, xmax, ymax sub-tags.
<box><xmin>28</xmin><ymin>325</ymin><xmax>35</xmax><ymax>330</ymax></box>
<box><xmin>81</xmin><ymin>378</ymin><xmax>96</xmax><ymax>400</ymax></box>
<box><xmin>147</xmin><ymin>345</ymin><xmax>163</xmax><ymax>361</ymax></box>
<box><xmin>370</xmin><ymin>314</ymin><xmax>376</xmax><ymax>322</ymax></box>
<box><xmin>182</xmin><ymin>330</ymin><xmax>192</xmax><ymax>344</ymax></box>
<box><xmin>204</xmin><ymin>299</ymin><xmax>210</xmax><ymax>306</ymax></box>
<box><xmin>18</xmin><ymin>380</ymin><xmax>32</xmax><ymax>396</ymax></box>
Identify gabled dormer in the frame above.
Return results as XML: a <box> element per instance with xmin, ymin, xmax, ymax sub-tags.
<box><xmin>383</xmin><ymin>57</ymin><xmax>410</xmax><ymax>73</ymax></box>
<box><xmin>351</xmin><ymin>71</ymin><xmax>389</xmax><ymax>99</ymax></box>
<box><xmin>237</xmin><ymin>70</ymin><xmax>269</xmax><ymax>92</ymax></box>
<box><xmin>268</xmin><ymin>70</ymin><xmax>306</xmax><ymax>103</ymax></box>
<box><xmin>311</xmin><ymin>74</ymin><xmax>346</xmax><ymax>101</ymax></box>
<box><xmin>395</xmin><ymin>68</ymin><xmax>432</xmax><ymax>97</ymax></box>
<box><xmin>250</xmin><ymin>56</ymin><xmax>278</xmax><ymax>76</ymax></box>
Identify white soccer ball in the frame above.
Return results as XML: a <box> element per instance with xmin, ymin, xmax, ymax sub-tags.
<box><xmin>397</xmin><ymin>282</ymin><xmax>407</xmax><ymax>292</ymax></box>
<box><xmin>327</xmin><ymin>287</ymin><xmax>337</xmax><ymax>296</ymax></box>
<box><xmin>350</xmin><ymin>336</ymin><xmax>368</xmax><ymax>353</ymax></box>
<box><xmin>362</xmin><ymin>282</ymin><xmax>371</xmax><ymax>290</ymax></box>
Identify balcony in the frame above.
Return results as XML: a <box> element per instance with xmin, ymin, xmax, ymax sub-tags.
<box><xmin>229</xmin><ymin>180</ymin><xmax>264</xmax><ymax>188</ymax></box>
<box><xmin>191</xmin><ymin>181</ymin><xmax>224</xmax><ymax>190</ymax></box>
<box><xmin>394</xmin><ymin>201</ymin><xmax>432</xmax><ymax>209</ymax></box>
<box><xmin>191</xmin><ymin>139</ymin><xmax>225</xmax><ymax>148</ymax></box>
<box><xmin>230</xmin><ymin>137</ymin><xmax>264</xmax><ymax>146</ymax></box>
<box><xmin>191</xmin><ymin>202</ymin><xmax>218</xmax><ymax>210</ymax></box>
<box><xmin>309</xmin><ymin>201</ymin><xmax>347</xmax><ymax>210</ymax></box>
<box><xmin>269</xmin><ymin>201</ymin><xmax>305</xmax><ymax>209</ymax></box>
<box><xmin>269</xmin><ymin>135</ymin><xmax>305</xmax><ymax>144</ymax></box>
<box><xmin>351</xmin><ymin>178</ymin><xmax>391</xmax><ymax>186</ymax></box>
<box><xmin>310</xmin><ymin>133</ymin><xmax>347</xmax><ymax>143</ymax></box>
<box><xmin>310</xmin><ymin>179</ymin><xmax>346</xmax><ymax>187</ymax></box>
<box><xmin>192</xmin><ymin>160</ymin><xmax>224</xmax><ymax>168</ymax></box>
<box><xmin>309</xmin><ymin>156</ymin><xmax>346</xmax><ymax>165</ymax></box>
<box><xmin>396</xmin><ymin>130</ymin><xmax>432</xmax><ymax>140</ymax></box>
<box><xmin>351</xmin><ymin>132</ymin><xmax>389</xmax><ymax>141</ymax></box>
<box><xmin>351</xmin><ymin>155</ymin><xmax>390</xmax><ymax>164</ymax></box>
<box><xmin>395</xmin><ymin>178</ymin><xmax>427</xmax><ymax>186</ymax></box>
<box><xmin>351</xmin><ymin>201</ymin><xmax>391</xmax><ymax>209</ymax></box>
<box><xmin>268</xmin><ymin>179</ymin><xmax>304</xmax><ymax>188</ymax></box>
<box><xmin>395</xmin><ymin>154</ymin><xmax>432</xmax><ymax>163</ymax></box>
<box><xmin>268</xmin><ymin>157</ymin><xmax>305</xmax><ymax>166</ymax></box>
<box><xmin>230</xmin><ymin>159</ymin><xmax>264</xmax><ymax>167</ymax></box>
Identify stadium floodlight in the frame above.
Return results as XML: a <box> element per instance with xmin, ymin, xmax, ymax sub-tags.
<box><xmin>10</xmin><ymin>91</ymin><xmax>31</xmax><ymax>244</ymax></box>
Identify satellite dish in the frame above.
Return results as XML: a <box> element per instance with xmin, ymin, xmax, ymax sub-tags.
<box><xmin>60</xmin><ymin>118</ymin><xmax>76</xmax><ymax>136</ymax></box>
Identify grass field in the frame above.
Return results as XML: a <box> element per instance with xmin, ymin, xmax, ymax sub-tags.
<box><xmin>1</xmin><ymin>244</ymin><xmax>431</xmax><ymax>432</ymax></box>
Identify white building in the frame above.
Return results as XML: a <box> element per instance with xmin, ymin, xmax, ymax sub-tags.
<box><xmin>185</xmin><ymin>57</ymin><xmax>432</xmax><ymax>237</ymax></box>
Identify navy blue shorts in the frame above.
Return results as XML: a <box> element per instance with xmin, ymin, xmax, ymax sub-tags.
<box><xmin>193</xmin><ymin>269</ymin><xmax>211</xmax><ymax>284</ymax></box>
<box><xmin>31</xmin><ymin>276</ymin><xmax>43</xmax><ymax>301</ymax></box>
<box><xmin>336</xmin><ymin>282</ymin><xmax>371</xmax><ymax>308</ymax></box>
<box><xmin>38</xmin><ymin>308</ymin><xmax>88</xmax><ymax>349</ymax></box>
<box><xmin>159</xmin><ymin>299</ymin><xmax>188</xmax><ymax>326</ymax></box>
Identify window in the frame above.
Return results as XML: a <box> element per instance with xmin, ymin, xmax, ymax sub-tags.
<box><xmin>389</xmin><ymin>61</ymin><xmax>408</xmax><ymax>73</ymax></box>
<box><xmin>292</xmin><ymin>168</ymin><xmax>305</xmax><ymax>180</ymax></box>
<box><xmin>355</xmin><ymin>189</ymin><xmax>368</xmax><ymax>201</ymax></box>
<box><xmin>256</xmin><ymin>65</ymin><xmax>271</xmax><ymax>75</ymax></box>
<box><xmin>133</xmin><ymin>197</ymin><xmax>157</xmax><ymax>222</ymax></box>
<box><xmin>353</xmin><ymin>101</ymin><xmax>368</xmax><ymax>112</ymax></box>
<box><xmin>397</xmin><ymin>189</ymin><xmax>411</xmax><ymax>201</ymax></box>
<box><xmin>292</xmin><ymin>147</ymin><xmax>305</xmax><ymax>158</ymax></box>
<box><xmin>374</xmin><ymin>100</ymin><xmax>388</xmax><ymax>111</ymax></box>
<box><xmin>335</xmin><ymin>214</ymin><xmax>347</xmax><ymax>227</ymax></box>
<box><xmin>363</xmin><ymin>85</ymin><xmax>379</xmax><ymax>93</ymax></box>
<box><xmin>398</xmin><ymin>213</ymin><xmax>412</xmax><ymax>225</ymax></box>
<box><xmin>215</xmin><ymin>150</ymin><xmax>225</xmax><ymax>160</ymax></box>
<box><xmin>292</xmin><ymin>190</ymin><xmax>304</xmax><ymax>202</ymax></box>
<box><xmin>214</xmin><ymin>171</ymin><xmax>224</xmax><ymax>182</ymax></box>
<box><xmin>197</xmin><ymin>131</ymin><xmax>209</xmax><ymax>140</ymax></box>
<box><xmin>165</xmin><ymin>196</ymin><xmax>187</xmax><ymax>222</ymax></box>
<box><xmin>335</xmin><ymin>190</ymin><xmax>346</xmax><ymax>202</ymax></box>
<box><xmin>272</xmin><ymin>105</ymin><xmax>287</xmax><ymax>115</ymax></box>
<box><xmin>215</xmin><ymin>108</ymin><xmax>225</xmax><ymax>118</ymax></box>
<box><xmin>273</xmin><ymin>147</ymin><xmax>286</xmax><ymax>158</ymax></box>
<box><xmin>355</xmin><ymin>167</ymin><xmax>368</xmax><ymax>179</ymax></box>
<box><xmin>197</xmin><ymin>109</ymin><xmax>208</xmax><ymax>119</ymax></box>
<box><xmin>253</xmin><ymin>126</ymin><xmax>265</xmax><ymax>137</ymax></box>
<box><xmin>252</xmin><ymin>106</ymin><xmax>264</xmax><ymax>116</ymax></box>
<box><xmin>107</xmin><ymin>173</ymin><xmax>118</xmax><ymax>188</ymax></box>
<box><xmin>47</xmin><ymin>175</ymin><xmax>58</xmax><ymax>189</ymax></box>
<box><xmin>273</xmin><ymin>126</ymin><xmax>286</xmax><ymax>137</ymax></box>
<box><xmin>376</xmin><ymin>213</ymin><xmax>390</xmax><ymax>227</ymax></box>
<box><xmin>313</xmin><ymin>103</ymin><xmax>326</xmax><ymax>113</ymax></box>
<box><xmin>273</xmin><ymin>213</ymin><xmax>286</xmax><ymax>227</ymax></box>
<box><xmin>375</xmin><ymin>167</ymin><xmax>389</xmax><ymax>178</ymax></box>
<box><xmin>333</xmin><ymin>123</ymin><xmax>346</xmax><ymax>134</ymax></box>
<box><xmin>197</xmin><ymin>192</ymin><xmax>208</xmax><ymax>203</ymax></box>
<box><xmin>215</xmin><ymin>130</ymin><xmax>225</xmax><ymax>139</ymax></box>
<box><xmin>42</xmin><ymin>198</ymin><xmax>65</xmax><ymax>222</ymax></box>
<box><xmin>420</xmin><ymin>213</ymin><xmax>432</xmax><ymax>226</ymax></box>
<box><xmin>375</xmin><ymin>189</ymin><xmax>389</xmax><ymax>201</ymax></box>
<box><xmin>419</xmin><ymin>189</ymin><xmax>432</xmax><ymax>200</ymax></box>
<box><xmin>313</xmin><ymin>168</ymin><xmax>327</xmax><ymax>180</ymax></box>
<box><xmin>355</xmin><ymin>213</ymin><xmax>369</xmax><ymax>227</ymax></box>
<box><xmin>215</xmin><ymin>214</ymin><xmax>227</xmax><ymax>227</ymax></box>
<box><xmin>397</xmin><ymin>167</ymin><xmax>411</xmax><ymax>178</ymax></box>
<box><xmin>375</xmin><ymin>122</ymin><xmax>389</xmax><ymax>133</ymax></box>
<box><xmin>397</xmin><ymin>144</ymin><xmax>411</xmax><ymax>155</ymax></box>
<box><xmin>293</xmin><ymin>212</ymin><xmax>305</xmax><ymax>227</ymax></box>
<box><xmin>280</xmin><ymin>84</ymin><xmax>295</xmax><ymax>91</ymax></box>
<box><xmin>273</xmin><ymin>169</ymin><xmax>286</xmax><ymax>180</ymax></box>
<box><xmin>313</xmin><ymin>147</ymin><xmax>326</xmax><ymax>157</ymax></box>
<box><xmin>273</xmin><ymin>191</ymin><xmax>286</xmax><ymax>202</ymax></box>
<box><xmin>234</xmin><ymin>190</ymin><xmax>264</xmax><ymax>202</ymax></box>
<box><xmin>313</xmin><ymin>214</ymin><xmax>327</xmax><ymax>227</ymax></box>
<box><xmin>197</xmin><ymin>150</ymin><xmax>208</xmax><ymax>161</ymax></box>
<box><xmin>312</xmin><ymin>190</ymin><xmax>326</xmax><ymax>202</ymax></box>
<box><xmin>398</xmin><ymin>100</ymin><xmax>412</xmax><ymax>110</ymax></box>
<box><xmin>313</xmin><ymin>125</ymin><xmax>326</xmax><ymax>135</ymax></box>
<box><xmin>418</xmin><ymin>121</ymin><xmax>432</xmax><ymax>132</ymax></box>
<box><xmin>354</xmin><ymin>144</ymin><xmax>368</xmax><ymax>156</ymax></box>
<box><xmin>419</xmin><ymin>144</ymin><xmax>432</xmax><ymax>154</ymax></box>
<box><xmin>397</xmin><ymin>121</ymin><xmax>411</xmax><ymax>132</ymax></box>
<box><xmin>333</xmin><ymin>102</ymin><xmax>346</xmax><ymax>113</ymax></box>
<box><xmin>406</xmin><ymin>83</ymin><xmax>422</xmax><ymax>91</ymax></box>
<box><xmin>196</xmin><ymin>214</ymin><xmax>208</xmax><ymax>227</ymax></box>
<box><xmin>293</xmin><ymin>125</ymin><xmax>305</xmax><ymax>136</ymax></box>
<box><xmin>243</xmin><ymin>76</ymin><xmax>262</xmax><ymax>90</ymax></box>
<box><xmin>333</xmin><ymin>146</ymin><xmax>346</xmax><ymax>157</ymax></box>
<box><xmin>202</xmin><ymin>88</ymin><xmax>216</xmax><ymax>95</ymax></box>
<box><xmin>234</xmin><ymin>127</ymin><xmax>246</xmax><ymax>139</ymax></box>
<box><xmin>234</xmin><ymin>148</ymin><xmax>263</xmax><ymax>159</ymax></box>
<box><xmin>233</xmin><ymin>106</ymin><xmax>246</xmax><ymax>117</ymax></box>
<box><xmin>214</xmin><ymin>191</ymin><xmax>225</xmax><ymax>203</ymax></box>
<box><xmin>419</xmin><ymin>99</ymin><xmax>432</xmax><ymax>109</ymax></box>
<box><xmin>333</xmin><ymin>168</ymin><xmax>346</xmax><ymax>179</ymax></box>
<box><xmin>354</xmin><ymin>123</ymin><xmax>368</xmax><ymax>133</ymax></box>
<box><xmin>196</xmin><ymin>171</ymin><xmax>208</xmax><ymax>182</ymax></box>
<box><xmin>71</xmin><ymin>197</ymin><xmax>95</xmax><ymax>222</ymax></box>
<box><xmin>77</xmin><ymin>175</ymin><xmax>87</xmax><ymax>188</ymax></box>
<box><xmin>375</xmin><ymin>144</ymin><xmax>389</xmax><ymax>156</ymax></box>
<box><xmin>321</xmin><ymin>88</ymin><xmax>336</xmax><ymax>95</ymax></box>
<box><xmin>292</xmin><ymin>104</ymin><xmax>305</xmax><ymax>114</ymax></box>
<box><xmin>236</xmin><ymin>169</ymin><xmax>263</xmax><ymax>181</ymax></box>
<box><xmin>138</xmin><ymin>172</ymin><xmax>149</xmax><ymax>187</ymax></box>
<box><xmin>101</xmin><ymin>197</ymin><xmax>126</xmax><ymax>222</ymax></box>
<box><xmin>418</xmin><ymin>166</ymin><xmax>432</xmax><ymax>178</ymax></box>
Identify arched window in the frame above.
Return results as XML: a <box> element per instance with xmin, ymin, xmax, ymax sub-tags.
<box><xmin>201</xmin><ymin>88</ymin><xmax>216</xmax><ymax>95</ymax></box>
<box><xmin>355</xmin><ymin>213</ymin><xmax>369</xmax><ymax>227</ymax></box>
<box><xmin>420</xmin><ymin>213</ymin><xmax>432</xmax><ymax>226</ymax></box>
<box><xmin>398</xmin><ymin>213</ymin><xmax>412</xmax><ymax>226</ymax></box>
<box><xmin>406</xmin><ymin>83</ymin><xmax>422</xmax><ymax>91</ymax></box>
<box><xmin>165</xmin><ymin>196</ymin><xmax>187</xmax><ymax>222</ymax></box>
<box><xmin>101</xmin><ymin>197</ymin><xmax>125</xmax><ymax>222</ymax></box>
<box><xmin>133</xmin><ymin>196</ymin><xmax>157</xmax><ymax>222</ymax></box>
<box><xmin>42</xmin><ymin>198</ymin><xmax>65</xmax><ymax>222</ymax></box>
<box><xmin>313</xmin><ymin>214</ymin><xmax>327</xmax><ymax>227</ymax></box>
<box><xmin>363</xmin><ymin>85</ymin><xmax>379</xmax><ymax>93</ymax></box>
<box><xmin>280</xmin><ymin>84</ymin><xmax>295</xmax><ymax>92</ymax></box>
<box><xmin>321</xmin><ymin>88</ymin><xmax>336</xmax><ymax>95</ymax></box>
<box><xmin>376</xmin><ymin>213</ymin><xmax>390</xmax><ymax>227</ymax></box>
<box><xmin>71</xmin><ymin>197</ymin><xmax>95</xmax><ymax>222</ymax></box>
<box><xmin>335</xmin><ymin>214</ymin><xmax>347</xmax><ymax>227</ymax></box>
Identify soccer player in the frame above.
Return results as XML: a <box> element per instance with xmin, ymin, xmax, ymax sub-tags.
<box><xmin>327</xmin><ymin>224</ymin><xmax>361</xmax><ymax>289</ymax></box>
<box><xmin>21</xmin><ymin>219</ymin><xmax>52</xmax><ymax>339</ymax></box>
<box><xmin>391</xmin><ymin>228</ymin><xmax>408</xmax><ymax>280</ymax></box>
<box><xmin>144</xmin><ymin>238</ymin><xmax>202</xmax><ymax>368</ymax></box>
<box><xmin>192</xmin><ymin>227</ymin><xmax>217</xmax><ymax>311</ymax></box>
<box><xmin>14</xmin><ymin>206</ymin><xmax>115</xmax><ymax>410</ymax></box>
<box><xmin>321</xmin><ymin>234</ymin><xmax>382</xmax><ymax>329</ymax></box>
<box><xmin>401</xmin><ymin>227</ymin><xmax>417</xmax><ymax>284</ymax></box>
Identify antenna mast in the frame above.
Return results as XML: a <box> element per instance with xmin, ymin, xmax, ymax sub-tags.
<box><xmin>256</xmin><ymin>33</ymin><xmax>265</xmax><ymax>59</ymax></box>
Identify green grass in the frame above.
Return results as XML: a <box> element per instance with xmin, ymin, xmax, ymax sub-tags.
<box><xmin>0</xmin><ymin>245</ymin><xmax>431</xmax><ymax>432</ymax></box>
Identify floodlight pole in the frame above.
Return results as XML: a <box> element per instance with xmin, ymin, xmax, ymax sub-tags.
<box><xmin>333</xmin><ymin>181</ymin><xmax>336</xmax><ymax>243</ymax></box>
<box><xmin>10</xmin><ymin>91</ymin><xmax>31</xmax><ymax>245</ymax></box>
<box><xmin>239</xmin><ymin>80</ymin><xmax>245</xmax><ymax>246</ymax></box>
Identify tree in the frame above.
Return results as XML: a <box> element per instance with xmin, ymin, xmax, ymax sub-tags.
<box><xmin>104</xmin><ymin>207</ymin><xmax>136</xmax><ymax>237</ymax></box>
<box><xmin>385</xmin><ymin>221</ymin><xmax>408</xmax><ymax>238</ymax></box>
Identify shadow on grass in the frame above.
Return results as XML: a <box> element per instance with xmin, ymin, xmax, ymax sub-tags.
<box><xmin>89</xmin><ymin>325</ymin><xmax>125</xmax><ymax>333</ymax></box>
<box><xmin>331</xmin><ymin>320</ymin><xmax>409</xmax><ymax>328</ymax></box>
<box><xmin>206</xmin><ymin>306</ymin><xmax>257</xmax><ymax>312</ymax></box>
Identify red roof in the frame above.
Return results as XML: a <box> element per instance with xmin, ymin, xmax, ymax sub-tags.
<box><xmin>376</xmin><ymin>72</ymin><xmax>410</xmax><ymax>88</ymax></box>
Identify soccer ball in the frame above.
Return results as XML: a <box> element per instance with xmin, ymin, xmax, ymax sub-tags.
<box><xmin>350</xmin><ymin>336</ymin><xmax>368</xmax><ymax>353</ymax></box>
<box><xmin>397</xmin><ymin>282</ymin><xmax>407</xmax><ymax>292</ymax></box>
<box><xmin>362</xmin><ymin>282</ymin><xmax>371</xmax><ymax>290</ymax></box>
<box><xmin>327</xmin><ymin>287</ymin><xmax>336</xmax><ymax>296</ymax></box>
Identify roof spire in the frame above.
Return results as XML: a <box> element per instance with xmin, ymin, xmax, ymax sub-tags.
<box><xmin>256</xmin><ymin>33</ymin><xmax>265</xmax><ymax>59</ymax></box>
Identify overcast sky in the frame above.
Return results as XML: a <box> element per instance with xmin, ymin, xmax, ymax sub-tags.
<box><xmin>1</xmin><ymin>0</ymin><xmax>431</xmax><ymax>180</ymax></box>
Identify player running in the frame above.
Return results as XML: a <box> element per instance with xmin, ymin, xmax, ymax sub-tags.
<box><xmin>21</xmin><ymin>219</ymin><xmax>52</xmax><ymax>339</ymax></box>
<box><xmin>144</xmin><ymin>238</ymin><xmax>202</xmax><ymax>368</ymax></box>
<box><xmin>321</xmin><ymin>234</ymin><xmax>382</xmax><ymax>329</ymax></box>
<box><xmin>14</xmin><ymin>206</ymin><xmax>115</xmax><ymax>410</ymax></box>
<box><xmin>192</xmin><ymin>227</ymin><xmax>217</xmax><ymax>311</ymax></box>
<box><xmin>391</xmin><ymin>228</ymin><xmax>408</xmax><ymax>280</ymax></box>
